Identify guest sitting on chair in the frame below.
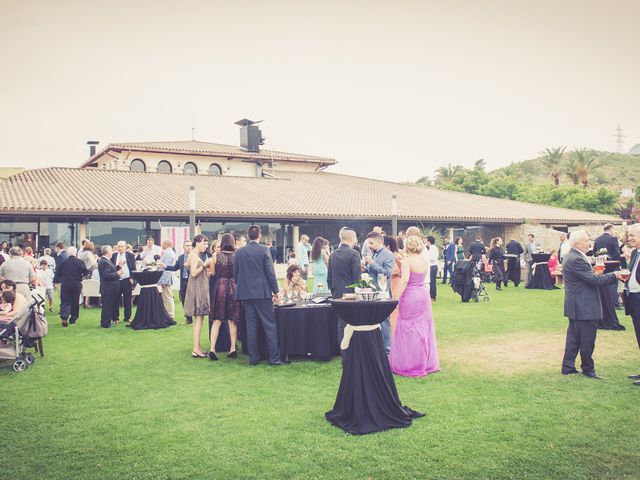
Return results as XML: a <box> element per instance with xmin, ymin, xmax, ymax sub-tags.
<box><xmin>283</xmin><ymin>264</ymin><xmax>306</xmax><ymax>297</ymax></box>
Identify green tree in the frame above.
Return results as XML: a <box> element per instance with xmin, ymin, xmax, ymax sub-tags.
<box><xmin>474</xmin><ymin>158</ymin><xmax>487</xmax><ymax>171</ymax></box>
<box><xmin>571</xmin><ymin>148</ymin><xmax>599</xmax><ymax>188</ymax></box>
<box><xmin>434</xmin><ymin>163</ymin><xmax>463</xmax><ymax>184</ymax></box>
<box><xmin>539</xmin><ymin>146</ymin><xmax>566</xmax><ymax>186</ymax></box>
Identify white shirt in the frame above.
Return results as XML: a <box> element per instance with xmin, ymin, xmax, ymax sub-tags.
<box><xmin>116</xmin><ymin>252</ymin><xmax>130</xmax><ymax>279</ymax></box>
<box><xmin>629</xmin><ymin>253</ymin><xmax>640</xmax><ymax>293</ymax></box>
<box><xmin>37</xmin><ymin>269</ymin><xmax>54</xmax><ymax>289</ymax></box>
<box><xmin>140</xmin><ymin>244</ymin><xmax>162</xmax><ymax>263</ymax></box>
<box><xmin>428</xmin><ymin>245</ymin><xmax>439</xmax><ymax>264</ymax></box>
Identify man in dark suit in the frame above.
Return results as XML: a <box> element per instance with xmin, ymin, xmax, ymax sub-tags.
<box><xmin>561</xmin><ymin>230</ymin><xmax>623</xmax><ymax>379</ymax></box>
<box><xmin>163</xmin><ymin>240</ymin><xmax>193</xmax><ymax>324</ymax></box>
<box><xmin>327</xmin><ymin>228</ymin><xmax>361</xmax><ymax>346</ymax></box>
<box><xmin>468</xmin><ymin>236</ymin><xmax>485</xmax><ymax>262</ymax></box>
<box><xmin>505</xmin><ymin>238</ymin><xmax>524</xmax><ymax>287</ymax></box>
<box><xmin>98</xmin><ymin>245</ymin><xmax>123</xmax><ymax>328</ymax></box>
<box><xmin>593</xmin><ymin>223</ymin><xmax>621</xmax><ymax>261</ymax></box>
<box><xmin>111</xmin><ymin>241</ymin><xmax>136</xmax><ymax>324</ymax></box>
<box><xmin>623</xmin><ymin>223</ymin><xmax>640</xmax><ymax>387</ymax></box>
<box><xmin>442</xmin><ymin>237</ymin><xmax>456</xmax><ymax>285</ymax></box>
<box><xmin>52</xmin><ymin>241</ymin><xmax>68</xmax><ymax>286</ymax></box>
<box><xmin>234</xmin><ymin>225</ymin><xmax>283</xmax><ymax>366</ymax></box>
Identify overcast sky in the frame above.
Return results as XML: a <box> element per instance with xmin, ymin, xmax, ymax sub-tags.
<box><xmin>1</xmin><ymin>0</ymin><xmax>639</xmax><ymax>183</ymax></box>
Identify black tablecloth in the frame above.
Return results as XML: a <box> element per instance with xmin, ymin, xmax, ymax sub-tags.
<box><xmin>327</xmin><ymin>299</ymin><xmax>399</xmax><ymax>325</ymax></box>
<box><xmin>129</xmin><ymin>271</ymin><xmax>175</xmax><ymax>330</ymax></box>
<box><xmin>525</xmin><ymin>263</ymin><xmax>557</xmax><ymax>290</ymax></box>
<box><xmin>239</xmin><ymin>302</ymin><xmax>339</xmax><ymax>361</ymax></box>
<box><xmin>325</xmin><ymin>299</ymin><xmax>424</xmax><ymax>435</ymax></box>
<box><xmin>598</xmin><ymin>261</ymin><xmax>625</xmax><ymax>330</ymax></box>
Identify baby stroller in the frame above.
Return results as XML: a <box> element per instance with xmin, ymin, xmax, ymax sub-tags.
<box><xmin>452</xmin><ymin>260</ymin><xmax>489</xmax><ymax>303</ymax></box>
<box><xmin>472</xmin><ymin>261</ymin><xmax>490</xmax><ymax>302</ymax></box>
<box><xmin>0</xmin><ymin>293</ymin><xmax>48</xmax><ymax>372</ymax></box>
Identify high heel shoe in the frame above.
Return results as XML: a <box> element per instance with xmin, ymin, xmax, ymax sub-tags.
<box><xmin>208</xmin><ymin>351</ymin><xmax>219</xmax><ymax>361</ymax></box>
<box><xmin>192</xmin><ymin>351</ymin><xmax>207</xmax><ymax>358</ymax></box>
<box><xmin>228</xmin><ymin>351</ymin><xmax>238</xmax><ymax>359</ymax></box>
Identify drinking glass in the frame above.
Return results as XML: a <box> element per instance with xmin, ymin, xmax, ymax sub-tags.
<box><xmin>378</xmin><ymin>274</ymin><xmax>388</xmax><ymax>293</ymax></box>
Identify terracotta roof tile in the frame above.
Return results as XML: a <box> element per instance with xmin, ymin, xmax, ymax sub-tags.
<box><xmin>80</xmin><ymin>141</ymin><xmax>335</xmax><ymax>168</ymax></box>
<box><xmin>0</xmin><ymin>167</ymin><xmax>621</xmax><ymax>224</ymax></box>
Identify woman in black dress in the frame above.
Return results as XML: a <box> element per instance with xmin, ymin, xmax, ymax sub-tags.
<box><xmin>208</xmin><ymin>234</ymin><xmax>242</xmax><ymax>361</ymax></box>
<box><xmin>488</xmin><ymin>237</ymin><xmax>506</xmax><ymax>291</ymax></box>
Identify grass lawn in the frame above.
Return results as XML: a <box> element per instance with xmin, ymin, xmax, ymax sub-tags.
<box><xmin>1</xmin><ymin>284</ymin><xmax>639</xmax><ymax>480</ymax></box>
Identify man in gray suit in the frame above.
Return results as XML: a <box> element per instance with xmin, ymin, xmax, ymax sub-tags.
<box><xmin>561</xmin><ymin>230</ymin><xmax>624</xmax><ymax>379</ymax></box>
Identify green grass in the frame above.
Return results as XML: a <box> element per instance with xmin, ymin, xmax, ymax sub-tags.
<box><xmin>1</xmin><ymin>285</ymin><xmax>639</xmax><ymax>480</ymax></box>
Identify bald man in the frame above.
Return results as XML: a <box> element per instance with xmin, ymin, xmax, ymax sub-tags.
<box><xmin>328</xmin><ymin>228</ymin><xmax>362</xmax><ymax>347</ymax></box>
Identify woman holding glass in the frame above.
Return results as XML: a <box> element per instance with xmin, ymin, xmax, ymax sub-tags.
<box><xmin>184</xmin><ymin>234</ymin><xmax>212</xmax><ymax>358</ymax></box>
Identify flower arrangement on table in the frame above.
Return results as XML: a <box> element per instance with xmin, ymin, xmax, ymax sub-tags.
<box><xmin>594</xmin><ymin>248</ymin><xmax>609</xmax><ymax>272</ymax></box>
<box><xmin>346</xmin><ymin>273</ymin><xmax>379</xmax><ymax>301</ymax></box>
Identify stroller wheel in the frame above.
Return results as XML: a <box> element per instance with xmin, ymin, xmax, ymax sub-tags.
<box><xmin>25</xmin><ymin>353</ymin><xmax>35</xmax><ymax>365</ymax></box>
<box><xmin>13</xmin><ymin>359</ymin><xmax>28</xmax><ymax>372</ymax></box>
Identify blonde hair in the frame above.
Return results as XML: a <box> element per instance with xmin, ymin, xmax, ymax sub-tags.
<box><xmin>405</xmin><ymin>235</ymin><xmax>424</xmax><ymax>254</ymax></box>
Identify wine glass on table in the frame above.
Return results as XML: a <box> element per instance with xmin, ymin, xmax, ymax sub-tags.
<box><xmin>378</xmin><ymin>274</ymin><xmax>388</xmax><ymax>299</ymax></box>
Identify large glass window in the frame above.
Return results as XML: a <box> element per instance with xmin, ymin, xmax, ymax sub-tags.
<box><xmin>130</xmin><ymin>159</ymin><xmax>146</xmax><ymax>172</ymax></box>
<box><xmin>86</xmin><ymin>221</ymin><xmax>147</xmax><ymax>248</ymax></box>
<box><xmin>183</xmin><ymin>162</ymin><xmax>198</xmax><ymax>175</ymax></box>
<box><xmin>157</xmin><ymin>161</ymin><xmax>172</xmax><ymax>174</ymax></box>
<box><xmin>208</xmin><ymin>163</ymin><xmax>222</xmax><ymax>176</ymax></box>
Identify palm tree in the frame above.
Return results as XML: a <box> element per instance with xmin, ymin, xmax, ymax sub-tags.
<box><xmin>434</xmin><ymin>163</ymin><xmax>463</xmax><ymax>184</ymax></box>
<box><xmin>474</xmin><ymin>158</ymin><xmax>486</xmax><ymax>171</ymax></box>
<box><xmin>564</xmin><ymin>156</ymin><xmax>580</xmax><ymax>185</ymax></box>
<box><xmin>539</xmin><ymin>146</ymin><xmax>566</xmax><ymax>186</ymax></box>
<box><xmin>501</xmin><ymin>163</ymin><xmax>519</xmax><ymax>177</ymax></box>
<box><xmin>571</xmin><ymin>148</ymin><xmax>599</xmax><ymax>188</ymax></box>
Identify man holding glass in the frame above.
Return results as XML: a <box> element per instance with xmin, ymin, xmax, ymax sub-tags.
<box><xmin>365</xmin><ymin>231</ymin><xmax>394</xmax><ymax>355</ymax></box>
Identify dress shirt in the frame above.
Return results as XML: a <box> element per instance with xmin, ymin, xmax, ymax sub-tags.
<box><xmin>295</xmin><ymin>242</ymin><xmax>309</xmax><ymax>269</ymax></box>
<box><xmin>140</xmin><ymin>244</ymin><xmax>162</xmax><ymax>263</ymax></box>
<box><xmin>428</xmin><ymin>245</ymin><xmax>439</xmax><ymax>265</ymax></box>
<box><xmin>629</xmin><ymin>252</ymin><xmax>640</xmax><ymax>293</ymax></box>
<box><xmin>116</xmin><ymin>252</ymin><xmax>130</xmax><ymax>279</ymax></box>
<box><xmin>158</xmin><ymin>248</ymin><xmax>177</xmax><ymax>286</ymax></box>
<box><xmin>366</xmin><ymin>246</ymin><xmax>394</xmax><ymax>292</ymax></box>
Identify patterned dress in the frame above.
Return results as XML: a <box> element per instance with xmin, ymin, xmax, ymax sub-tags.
<box><xmin>211</xmin><ymin>251</ymin><xmax>242</xmax><ymax>322</ymax></box>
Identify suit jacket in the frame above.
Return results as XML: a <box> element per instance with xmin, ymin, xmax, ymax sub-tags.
<box><xmin>234</xmin><ymin>241</ymin><xmax>279</xmax><ymax>300</ymax></box>
<box><xmin>111</xmin><ymin>251</ymin><xmax>136</xmax><ymax>276</ymax></box>
<box><xmin>562</xmin><ymin>248</ymin><xmax>617</xmax><ymax>321</ymax></box>
<box><xmin>593</xmin><ymin>232</ymin><xmax>621</xmax><ymax>261</ymax></box>
<box><xmin>98</xmin><ymin>256</ymin><xmax>121</xmax><ymax>295</ymax></box>
<box><xmin>53</xmin><ymin>250</ymin><xmax>68</xmax><ymax>283</ymax></box>
<box><xmin>444</xmin><ymin>242</ymin><xmax>456</xmax><ymax>262</ymax></box>
<box><xmin>469</xmin><ymin>241</ymin><xmax>486</xmax><ymax>261</ymax></box>
<box><xmin>624</xmin><ymin>248</ymin><xmax>640</xmax><ymax>316</ymax></box>
<box><xmin>164</xmin><ymin>253</ymin><xmax>189</xmax><ymax>287</ymax></box>
<box><xmin>327</xmin><ymin>244</ymin><xmax>361</xmax><ymax>298</ymax></box>
<box><xmin>366</xmin><ymin>246</ymin><xmax>394</xmax><ymax>292</ymax></box>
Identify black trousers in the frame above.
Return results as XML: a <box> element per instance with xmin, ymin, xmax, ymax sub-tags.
<box><xmin>60</xmin><ymin>281</ymin><xmax>82</xmax><ymax>321</ymax></box>
<box><xmin>179</xmin><ymin>284</ymin><xmax>192</xmax><ymax>322</ymax></box>
<box><xmin>242</xmin><ymin>299</ymin><xmax>281</xmax><ymax>364</ymax></box>
<box><xmin>429</xmin><ymin>265</ymin><xmax>438</xmax><ymax>299</ymax></box>
<box><xmin>562</xmin><ymin>319</ymin><xmax>598</xmax><ymax>374</ymax></box>
<box><xmin>493</xmin><ymin>261</ymin><xmax>505</xmax><ymax>288</ymax></box>
<box><xmin>117</xmin><ymin>278</ymin><xmax>132</xmax><ymax>321</ymax></box>
<box><xmin>100</xmin><ymin>290</ymin><xmax>119</xmax><ymax>328</ymax></box>
<box><xmin>625</xmin><ymin>292</ymin><xmax>640</xmax><ymax>351</ymax></box>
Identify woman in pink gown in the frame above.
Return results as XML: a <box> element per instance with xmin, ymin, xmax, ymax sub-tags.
<box><xmin>390</xmin><ymin>235</ymin><xmax>440</xmax><ymax>377</ymax></box>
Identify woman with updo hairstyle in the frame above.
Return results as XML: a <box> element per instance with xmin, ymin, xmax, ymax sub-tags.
<box><xmin>389</xmin><ymin>234</ymin><xmax>440</xmax><ymax>377</ymax></box>
<box><xmin>184</xmin><ymin>234</ymin><xmax>212</xmax><ymax>358</ymax></box>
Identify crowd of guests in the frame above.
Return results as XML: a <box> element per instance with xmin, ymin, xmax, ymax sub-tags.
<box><xmin>3</xmin><ymin>220</ymin><xmax>639</xmax><ymax>386</ymax></box>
